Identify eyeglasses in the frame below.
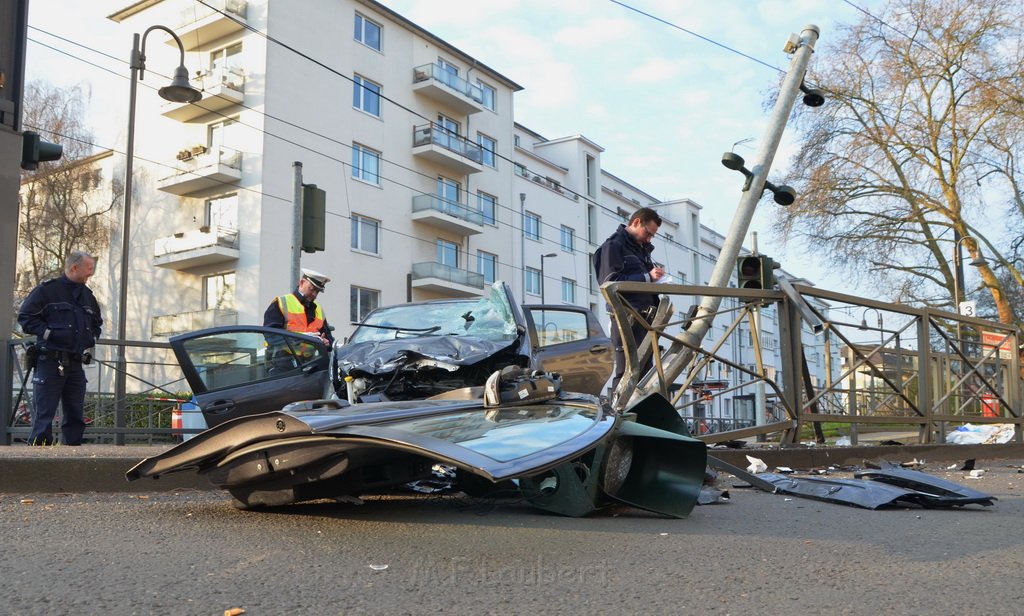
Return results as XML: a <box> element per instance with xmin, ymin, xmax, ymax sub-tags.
<box><xmin>641</xmin><ymin>224</ymin><xmax>659</xmax><ymax>239</ymax></box>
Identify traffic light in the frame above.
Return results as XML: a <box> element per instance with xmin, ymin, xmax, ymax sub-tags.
<box><xmin>21</xmin><ymin>131</ymin><xmax>63</xmax><ymax>171</ymax></box>
<box><xmin>736</xmin><ymin>255</ymin><xmax>777</xmax><ymax>290</ymax></box>
<box><xmin>301</xmin><ymin>183</ymin><xmax>326</xmax><ymax>253</ymax></box>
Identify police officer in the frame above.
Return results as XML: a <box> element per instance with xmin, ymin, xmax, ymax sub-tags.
<box><xmin>263</xmin><ymin>268</ymin><xmax>334</xmax><ymax>350</ymax></box>
<box><xmin>593</xmin><ymin>207</ymin><xmax>665</xmax><ymax>394</ymax></box>
<box><xmin>18</xmin><ymin>251</ymin><xmax>103</xmax><ymax>446</ymax></box>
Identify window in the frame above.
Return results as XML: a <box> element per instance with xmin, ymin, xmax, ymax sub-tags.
<box><xmin>477</xmin><ymin>191</ymin><xmax>496</xmax><ymax>225</ymax></box>
<box><xmin>436</xmin><ymin>58</ymin><xmax>459</xmax><ymax>88</ymax></box>
<box><xmin>351</xmin><ymin>214</ymin><xmax>379</xmax><ymax>254</ymax></box>
<box><xmin>350</xmin><ymin>286</ymin><xmax>380</xmax><ymax>322</ymax></box>
<box><xmin>477</xmin><ymin>80</ymin><xmax>496</xmax><ymax>111</ymax></box>
<box><xmin>585</xmin><ymin>154</ymin><xmax>597</xmax><ymax>197</ymax></box>
<box><xmin>437</xmin><ymin>239</ymin><xmax>459</xmax><ymax>268</ymax></box>
<box><xmin>354</xmin><ymin>13</ymin><xmax>381</xmax><ymax>51</ymax></box>
<box><xmin>477</xmin><ymin>251</ymin><xmax>497</xmax><ymax>284</ymax></box>
<box><xmin>587</xmin><ymin>205</ymin><xmax>596</xmax><ymax>244</ymax></box>
<box><xmin>477</xmin><ymin>133</ymin><xmax>496</xmax><ymax>167</ymax></box>
<box><xmin>560</xmin><ymin>225</ymin><xmax>575</xmax><ymax>253</ymax></box>
<box><xmin>351</xmin><ymin>143</ymin><xmax>380</xmax><ymax>185</ymax></box>
<box><xmin>209</xmin><ymin>42</ymin><xmax>242</xmax><ymax>81</ymax></box>
<box><xmin>561</xmin><ymin>278</ymin><xmax>576</xmax><ymax>304</ymax></box>
<box><xmin>205</xmin><ymin>194</ymin><xmax>238</xmax><ymax>230</ymax></box>
<box><xmin>353</xmin><ymin>74</ymin><xmax>381</xmax><ymax>117</ymax></box>
<box><xmin>204</xmin><ymin>272</ymin><xmax>235</xmax><ymax>310</ymax></box>
<box><xmin>524</xmin><ymin>267</ymin><xmax>541</xmax><ymax>296</ymax></box>
<box><xmin>524</xmin><ymin>211</ymin><xmax>540</xmax><ymax>241</ymax></box>
<box><xmin>437</xmin><ymin>176</ymin><xmax>461</xmax><ymax>215</ymax></box>
<box><xmin>530</xmin><ymin>309</ymin><xmax>587</xmax><ymax>347</ymax></box>
<box><xmin>589</xmin><ymin>253</ymin><xmax>598</xmax><ymax>295</ymax></box>
<box><xmin>208</xmin><ymin>117</ymin><xmax>238</xmax><ymax>148</ymax></box>
<box><xmin>514</xmin><ymin>163</ymin><xmax>527</xmax><ymax>177</ymax></box>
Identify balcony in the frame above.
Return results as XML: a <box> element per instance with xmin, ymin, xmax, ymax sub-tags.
<box><xmin>152</xmin><ymin>308</ymin><xmax>238</xmax><ymax>337</ymax></box>
<box><xmin>412</xmin><ymin>124</ymin><xmax>484</xmax><ymax>175</ymax></box>
<box><xmin>153</xmin><ymin>226</ymin><xmax>240</xmax><ymax>271</ymax></box>
<box><xmin>172</xmin><ymin>0</ymin><xmax>247</xmax><ymax>51</ymax></box>
<box><xmin>411</xmin><ymin>194</ymin><xmax>484</xmax><ymax>236</ymax></box>
<box><xmin>411</xmin><ymin>262</ymin><xmax>484</xmax><ymax>297</ymax></box>
<box><xmin>412</xmin><ymin>63</ymin><xmax>485</xmax><ymax>115</ymax></box>
<box><xmin>161</xmin><ymin>67</ymin><xmax>245</xmax><ymax>122</ymax></box>
<box><xmin>157</xmin><ymin>146</ymin><xmax>242</xmax><ymax>196</ymax></box>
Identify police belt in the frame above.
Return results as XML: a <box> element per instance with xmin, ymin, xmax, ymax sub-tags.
<box><xmin>37</xmin><ymin>350</ymin><xmax>86</xmax><ymax>363</ymax></box>
<box><xmin>611</xmin><ymin>305</ymin><xmax>657</xmax><ymax>323</ymax></box>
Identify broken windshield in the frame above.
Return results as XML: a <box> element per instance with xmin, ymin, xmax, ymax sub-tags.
<box><xmin>349</xmin><ymin>283</ymin><xmax>519</xmax><ymax>344</ymax></box>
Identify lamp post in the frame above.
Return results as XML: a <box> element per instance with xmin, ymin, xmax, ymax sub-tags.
<box><xmin>114</xmin><ymin>26</ymin><xmax>201</xmax><ymax>443</ymax></box>
<box><xmin>539</xmin><ymin>252</ymin><xmax>557</xmax><ymax>304</ymax></box>
<box><xmin>952</xmin><ymin>232</ymin><xmax>989</xmax><ymax>315</ymax></box>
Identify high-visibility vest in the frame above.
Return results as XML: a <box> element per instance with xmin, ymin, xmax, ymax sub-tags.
<box><xmin>277</xmin><ymin>294</ymin><xmax>325</xmax><ymax>334</ymax></box>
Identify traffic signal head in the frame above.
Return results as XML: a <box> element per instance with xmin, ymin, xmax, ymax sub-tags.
<box><xmin>21</xmin><ymin>131</ymin><xmax>63</xmax><ymax>171</ymax></box>
<box><xmin>736</xmin><ymin>255</ymin><xmax>777</xmax><ymax>290</ymax></box>
<box><xmin>301</xmin><ymin>184</ymin><xmax>326</xmax><ymax>253</ymax></box>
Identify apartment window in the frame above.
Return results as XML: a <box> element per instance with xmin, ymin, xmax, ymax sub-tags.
<box><xmin>209</xmin><ymin>42</ymin><xmax>242</xmax><ymax>77</ymax></box>
<box><xmin>514</xmin><ymin>163</ymin><xmax>527</xmax><ymax>177</ymax></box>
<box><xmin>589</xmin><ymin>254</ymin><xmax>598</xmax><ymax>294</ymax></box>
<box><xmin>351</xmin><ymin>143</ymin><xmax>380</xmax><ymax>185</ymax></box>
<box><xmin>560</xmin><ymin>225</ymin><xmax>575</xmax><ymax>253</ymax></box>
<box><xmin>437</xmin><ymin>58</ymin><xmax>459</xmax><ymax>88</ymax></box>
<box><xmin>351</xmin><ymin>214</ymin><xmax>379</xmax><ymax>254</ymax></box>
<box><xmin>477</xmin><ymin>251</ymin><xmax>497</xmax><ymax>284</ymax></box>
<box><xmin>477</xmin><ymin>191</ymin><xmax>496</xmax><ymax>225</ymax></box>
<box><xmin>354</xmin><ymin>13</ymin><xmax>381</xmax><ymax>51</ymax></box>
<box><xmin>350</xmin><ymin>286</ymin><xmax>380</xmax><ymax>322</ymax></box>
<box><xmin>513</xmin><ymin>135</ymin><xmax>521</xmax><ymax>147</ymax></box>
<box><xmin>353</xmin><ymin>74</ymin><xmax>381</xmax><ymax>117</ymax></box>
<box><xmin>437</xmin><ymin>239</ymin><xmax>459</xmax><ymax>268</ymax></box>
<box><xmin>524</xmin><ymin>211</ymin><xmax>540</xmax><ymax>241</ymax></box>
<box><xmin>561</xmin><ymin>278</ymin><xmax>576</xmax><ymax>304</ymax></box>
<box><xmin>524</xmin><ymin>267</ymin><xmax>541</xmax><ymax>296</ymax></box>
<box><xmin>587</xmin><ymin>205</ymin><xmax>596</xmax><ymax>244</ymax></box>
<box><xmin>477</xmin><ymin>133</ymin><xmax>496</xmax><ymax>167</ymax></box>
<box><xmin>204</xmin><ymin>272</ymin><xmax>235</xmax><ymax>310</ymax></box>
<box><xmin>437</xmin><ymin>176</ymin><xmax>461</xmax><ymax>214</ymax></box>
<box><xmin>205</xmin><ymin>193</ymin><xmax>238</xmax><ymax>230</ymax></box>
<box><xmin>585</xmin><ymin>154</ymin><xmax>597</xmax><ymax>197</ymax></box>
<box><xmin>477</xmin><ymin>80</ymin><xmax>496</xmax><ymax>111</ymax></box>
<box><xmin>208</xmin><ymin>117</ymin><xmax>238</xmax><ymax>148</ymax></box>
<box><xmin>616</xmin><ymin>208</ymin><xmax>629</xmax><ymax>222</ymax></box>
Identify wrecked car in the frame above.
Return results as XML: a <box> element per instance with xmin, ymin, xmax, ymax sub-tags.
<box><xmin>128</xmin><ymin>282</ymin><xmax>707</xmax><ymax>517</ymax></box>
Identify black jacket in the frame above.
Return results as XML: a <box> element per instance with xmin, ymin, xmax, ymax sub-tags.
<box><xmin>593</xmin><ymin>224</ymin><xmax>659</xmax><ymax>310</ymax></box>
<box><xmin>18</xmin><ymin>274</ymin><xmax>103</xmax><ymax>354</ymax></box>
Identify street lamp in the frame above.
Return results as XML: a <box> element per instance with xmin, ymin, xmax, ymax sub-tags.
<box><xmin>952</xmin><ymin>232</ymin><xmax>989</xmax><ymax>314</ymax></box>
<box><xmin>539</xmin><ymin>253</ymin><xmax>557</xmax><ymax>304</ymax></box>
<box><xmin>114</xmin><ymin>26</ymin><xmax>201</xmax><ymax>442</ymax></box>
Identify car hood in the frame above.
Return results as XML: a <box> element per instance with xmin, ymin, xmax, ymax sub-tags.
<box><xmin>337</xmin><ymin>336</ymin><xmax>520</xmax><ymax>376</ymax></box>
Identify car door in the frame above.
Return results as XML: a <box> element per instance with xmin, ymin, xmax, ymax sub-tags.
<box><xmin>523</xmin><ymin>305</ymin><xmax>613</xmax><ymax>396</ymax></box>
<box><xmin>170</xmin><ymin>326</ymin><xmax>331</xmax><ymax>428</ymax></box>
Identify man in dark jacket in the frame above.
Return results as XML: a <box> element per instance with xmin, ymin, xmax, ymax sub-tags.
<box><xmin>593</xmin><ymin>207</ymin><xmax>665</xmax><ymax>394</ymax></box>
<box><xmin>18</xmin><ymin>251</ymin><xmax>103</xmax><ymax>446</ymax></box>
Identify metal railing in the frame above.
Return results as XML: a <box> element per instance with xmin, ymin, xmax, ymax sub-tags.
<box><xmin>604</xmin><ymin>280</ymin><xmax>1023</xmax><ymax>446</ymax></box>
<box><xmin>2</xmin><ymin>337</ymin><xmax>203</xmax><ymax>445</ymax></box>
<box><xmin>412</xmin><ymin>63</ymin><xmax>485</xmax><ymax>103</ymax></box>
<box><xmin>411</xmin><ymin>194</ymin><xmax>484</xmax><ymax>225</ymax></box>
<box><xmin>411</xmin><ymin>261</ymin><xmax>485</xmax><ymax>288</ymax></box>
<box><xmin>412</xmin><ymin>124</ymin><xmax>483</xmax><ymax>163</ymax></box>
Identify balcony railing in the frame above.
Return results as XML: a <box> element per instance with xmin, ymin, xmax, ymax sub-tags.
<box><xmin>153</xmin><ymin>226</ymin><xmax>240</xmax><ymax>271</ymax></box>
<box><xmin>174</xmin><ymin>0</ymin><xmax>247</xmax><ymax>51</ymax></box>
<box><xmin>157</xmin><ymin>146</ymin><xmax>242</xmax><ymax>195</ymax></box>
<box><xmin>412</xmin><ymin>125</ymin><xmax>484</xmax><ymax>174</ymax></box>
<box><xmin>161</xmin><ymin>67</ymin><xmax>245</xmax><ymax>122</ymax></box>
<box><xmin>412</xmin><ymin>194</ymin><xmax>483</xmax><ymax>225</ymax></box>
<box><xmin>412</xmin><ymin>261</ymin><xmax>484</xmax><ymax>286</ymax></box>
<box><xmin>152</xmin><ymin>308</ymin><xmax>238</xmax><ymax>337</ymax></box>
<box><xmin>412</xmin><ymin>63</ymin><xmax>485</xmax><ymax>114</ymax></box>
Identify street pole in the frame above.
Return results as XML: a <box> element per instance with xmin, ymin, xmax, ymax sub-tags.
<box><xmin>626</xmin><ymin>25</ymin><xmax>821</xmax><ymax>408</ymax></box>
<box><xmin>292</xmin><ymin>161</ymin><xmax>303</xmax><ymax>286</ymax></box>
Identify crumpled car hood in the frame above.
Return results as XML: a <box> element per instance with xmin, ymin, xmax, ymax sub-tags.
<box><xmin>337</xmin><ymin>336</ymin><xmax>520</xmax><ymax>376</ymax></box>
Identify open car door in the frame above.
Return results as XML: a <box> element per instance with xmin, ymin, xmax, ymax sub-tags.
<box><xmin>523</xmin><ymin>305</ymin><xmax>613</xmax><ymax>396</ymax></box>
<box><xmin>170</xmin><ymin>326</ymin><xmax>331</xmax><ymax>428</ymax></box>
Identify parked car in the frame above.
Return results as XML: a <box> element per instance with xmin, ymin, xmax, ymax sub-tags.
<box><xmin>128</xmin><ymin>282</ymin><xmax>706</xmax><ymax>517</ymax></box>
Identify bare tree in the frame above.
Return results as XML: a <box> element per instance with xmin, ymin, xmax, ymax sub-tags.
<box><xmin>17</xmin><ymin>82</ymin><xmax>118</xmax><ymax>296</ymax></box>
<box><xmin>775</xmin><ymin>0</ymin><xmax>1024</xmax><ymax>330</ymax></box>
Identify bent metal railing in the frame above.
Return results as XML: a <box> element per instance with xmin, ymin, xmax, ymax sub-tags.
<box><xmin>603</xmin><ymin>280</ymin><xmax>1023</xmax><ymax>446</ymax></box>
<box><xmin>1</xmin><ymin>337</ymin><xmax>199</xmax><ymax>445</ymax></box>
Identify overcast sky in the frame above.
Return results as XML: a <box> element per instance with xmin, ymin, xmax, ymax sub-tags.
<box><xmin>24</xmin><ymin>0</ymin><xmax>885</xmax><ymax>290</ymax></box>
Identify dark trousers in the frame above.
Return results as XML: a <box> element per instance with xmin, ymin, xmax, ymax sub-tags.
<box><xmin>30</xmin><ymin>357</ymin><xmax>87</xmax><ymax>445</ymax></box>
<box><xmin>609</xmin><ymin>315</ymin><xmax>654</xmax><ymax>394</ymax></box>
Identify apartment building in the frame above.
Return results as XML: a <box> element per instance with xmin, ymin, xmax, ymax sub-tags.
<box><xmin>80</xmin><ymin>0</ymin><xmax>839</xmax><ymax>421</ymax></box>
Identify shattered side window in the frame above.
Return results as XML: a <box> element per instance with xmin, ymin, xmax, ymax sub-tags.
<box><xmin>349</xmin><ymin>283</ymin><xmax>518</xmax><ymax>344</ymax></box>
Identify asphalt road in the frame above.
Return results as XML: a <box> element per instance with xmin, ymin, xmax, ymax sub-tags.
<box><xmin>3</xmin><ymin>460</ymin><xmax>1023</xmax><ymax>615</ymax></box>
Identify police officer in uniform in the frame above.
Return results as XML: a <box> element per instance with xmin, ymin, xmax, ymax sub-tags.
<box><xmin>593</xmin><ymin>207</ymin><xmax>665</xmax><ymax>394</ymax></box>
<box><xmin>263</xmin><ymin>269</ymin><xmax>334</xmax><ymax>350</ymax></box>
<box><xmin>18</xmin><ymin>251</ymin><xmax>103</xmax><ymax>446</ymax></box>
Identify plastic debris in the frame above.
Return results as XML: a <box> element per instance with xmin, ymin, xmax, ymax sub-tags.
<box><xmin>776</xmin><ymin>466</ymin><xmax>794</xmax><ymax>474</ymax></box>
<box><xmin>745</xmin><ymin>455</ymin><xmax>767</xmax><ymax>474</ymax></box>
<box><xmin>835</xmin><ymin>436</ymin><xmax>852</xmax><ymax>447</ymax></box>
<box><xmin>369</xmin><ymin>564</ymin><xmax>389</xmax><ymax>571</ymax></box>
<box><xmin>967</xmin><ymin>469</ymin><xmax>986</xmax><ymax>479</ymax></box>
<box><xmin>946</xmin><ymin>423</ymin><xmax>1015</xmax><ymax>445</ymax></box>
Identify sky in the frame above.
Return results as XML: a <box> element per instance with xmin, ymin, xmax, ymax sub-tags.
<box><xmin>23</xmin><ymin>0</ymin><xmax>884</xmax><ymax>291</ymax></box>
